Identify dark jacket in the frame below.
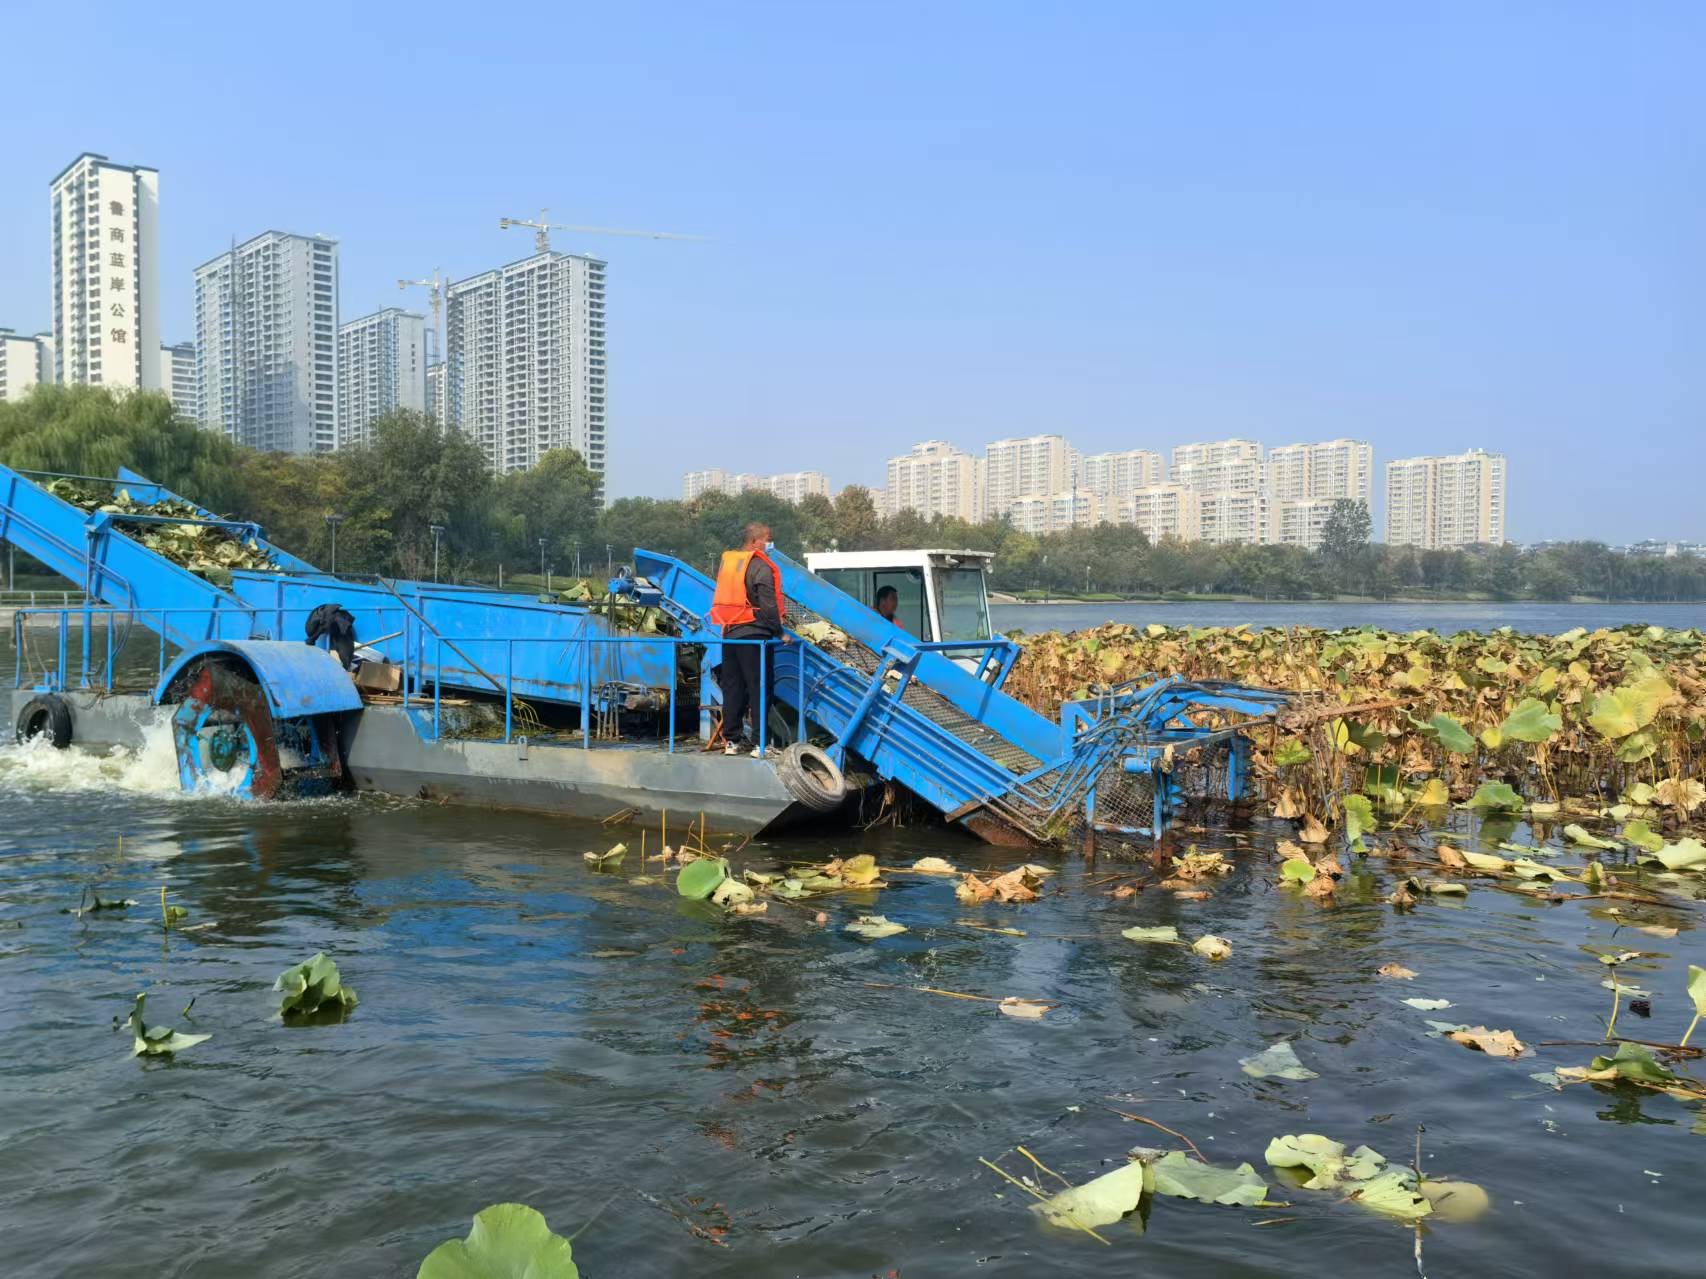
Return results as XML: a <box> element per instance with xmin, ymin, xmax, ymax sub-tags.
<box><xmin>725</xmin><ymin>553</ymin><xmax>783</xmax><ymax>639</ymax></box>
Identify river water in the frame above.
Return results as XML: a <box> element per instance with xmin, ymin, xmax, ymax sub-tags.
<box><xmin>993</xmin><ymin>600</ymin><xmax>1706</xmax><ymax>635</ymax></box>
<box><xmin>2</xmin><ymin>730</ymin><xmax>1703</xmax><ymax>1277</ymax></box>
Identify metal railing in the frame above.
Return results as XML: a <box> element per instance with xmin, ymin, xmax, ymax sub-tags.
<box><xmin>6</xmin><ymin>603</ymin><xmax>792</xmax><ymax>758</ymax></box>
<box><xmin>0</xmin><ymin>590</ymin><xmax>87</xmax><ymax>609</ymax></box>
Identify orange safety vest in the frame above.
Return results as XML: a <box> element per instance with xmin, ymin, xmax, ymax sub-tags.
<box><xmin>708</xmin><ymin>548</ymin><xmax>787</xmax><ymax>630</ymax></box>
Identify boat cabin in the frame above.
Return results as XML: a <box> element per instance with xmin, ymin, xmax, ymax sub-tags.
<box><xmin>803</xmin><ymin>549</ymin><xmax>995</xmax><ymax>643</ymax></box>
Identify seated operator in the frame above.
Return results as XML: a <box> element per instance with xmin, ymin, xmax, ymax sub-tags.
<box><xmin>874</xmin><ymin>585</ymin><xmax>905</xmax><ymax>630</ymax></box>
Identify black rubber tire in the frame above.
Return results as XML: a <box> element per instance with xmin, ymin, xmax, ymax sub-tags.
<box><xmin>773</xmin><ymin>742</ymin><xmax>848</xmax><ymax>812</ymax></box>
<box><xmin>16</xmin><ymin>694</ymin><xmax>73</xmax><ymax>748</ymax></box>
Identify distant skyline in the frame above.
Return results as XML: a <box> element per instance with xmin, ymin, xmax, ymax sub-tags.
<box><xmin>0</xmin><ymin>1</ymin><xmax>1698</xmax><ymax>541</ymax></box>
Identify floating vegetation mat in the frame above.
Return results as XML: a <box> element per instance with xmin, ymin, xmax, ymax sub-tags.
<box><xmin>1006</xmin><ymin>622</ymin><xmax>1706</xmax><ymax>832</ymax></box>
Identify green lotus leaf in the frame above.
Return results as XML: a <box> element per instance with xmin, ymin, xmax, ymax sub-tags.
<box><xmin>676</xmin><ymin>857</ymin><xmax>728</xmax><ymax>899</ymax></box>
<box><xmin>1121</xmin><ymin>924</ymin><xmax>1183</xmax><ymax>944</ymax></box>
<box><xmin>128</xmin><ymin>993</ymin><xmax>211</xmax><ymax>1057</ymax></box>
<box><xmin>1562</xmin><ymin>824</ymin><xmax>1619</xmax><ymax>851</ymax></box>
<box><xmin>1588</xmin><ymin>1042</ymin><xmax>1675</xmax><ymax>1085</ymax></box>
<box><xmin>1464</xmin><ymin>781</ymin><xmax>1522</xmax><ymax>812</ymax></box>
<box><xmin>1425</xmin><ymin>713</ymin><xmax>1475</xmax><ymax>755</ymax></box>
<box><xmin>1342</xmin><ymin>794</ymin><xmax>1375</xmax><ymax>846</ymax></box>
<box><xmin>1499</xmin><ymin>698</ymin><xmax>1561</xmax><ymax>743</ymax></box>
<box><xmin>276</xmin><ymin>952</ymin><xmax>358</xmax><ymax>1018</ymax></box>
<box><xmin>1148</xmin><ymin>1150</ymin><xmax>1268</xmax><ymax>1207</ymax></box>
<box><xmin>416</xmin><ymin>1202</ymin><xmax>578</xmax><ymax>1278</ymax></box>
<box><xmin>1029</xmin><ymin>1161</ymin><xmax>1148</xmax><ymax>1231</ymax></box>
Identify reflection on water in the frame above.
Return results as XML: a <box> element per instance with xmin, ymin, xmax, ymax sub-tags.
<box><xmin>1</xmin><ymin>759</ymin><xmax>1703</xmax><ymax>1278</ymax></box>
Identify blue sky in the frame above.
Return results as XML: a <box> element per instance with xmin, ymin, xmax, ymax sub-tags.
<box><xmin>1</xmin><ymin>1</ymin><xmax>1698</xmax><ymax>541</ymax></box>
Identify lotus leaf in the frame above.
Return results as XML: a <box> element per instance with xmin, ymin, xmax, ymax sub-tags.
<box><xmin>1352</xmin><ymin>1171</ymin><xmax>1432</xmax><ymax>1221</ymax></box>
<box><xmin>1421</xmin><ymin>713</ymin><xmax>1476</xmax><ymax>755</ymax></box>
<box><xmin>416</xmin><ymin>1202</ymin><xmax>578</xmax><ymax>1278</ymax></box>
<box><xmin>1148</xmin><ymin>1151</ymin><xmax>1268</xmax><ymax>1207</ymax></box>
<box><xmin>1621</xmin><ymin>820</ymin><xmax>1666</xmax><ymax>853</ymax></box>
<box><xmin>128</xmin><ymin>993</ymin><xmax>211</xmax><ymax>1056</ymax></box>
<box><xmin>1029</xmin><ymin>1161</ymin><xmax>1147</xmax><ymax>1231</ymax></box>
<box><xmin>1652</xmin><ymin>839</ymin><xmax>1706</xmax><ymax>871</ymax></box>
<box><xmin>676</xmin><ymin>857</ymin><xmax>728</xmax><ymax>899</ymax></box>
<box><xmin>1588</xmin><ymin>674</ymin><xmax>1678</xmax><ymax>740</ymax></box>
<box><xmin>1460</xmin><ymin>850</ymin><xmax>1508</xmax><ymax>872</ymax></box>
<box><xmin>844</xmin><ymin>914</ymin><xmax>906</xmax><ymax>939</ymax></box>
<box><xmin>1499</xmin><ymin>698</ymin><xmax>1561</xmax><ymax>743</ymax></box>
<box><xmin>1240</xmin><ymin>1039</ymin><xmax>1318</xmax><ymax>1081</ymax></box>
<box><xmin>276</xmin><ymin>953</ymin><xmax>357</xmax><ymax>1017</ymax></box>
<box><xmin>1280</xmin><ymin>857</ymin><xmax>1316</xmax><ymax>884</ymax></box>
<box><xmin>1415</xmin><ymin>779</ymin><xmax>1450</xmax><ymax>806</ymax></box>
<box><xmin>1342</xmin><ymin>794</ymin><xmax>1375</xmax><ymax>846</ymax></box>
<box><xmin>1563</xmin><ymin>824</ymin><xmax>1619</xmax><ymax>851</ymax></box>
<box><xmin>710</xmin><ymin>877</ymin><xmax>754</xmax><ymax>907</ymax></box>
<box><xmin>1121</xmin><ymin>925</ymin><xmax>1182</xmax><ymax>944</ymax></box>
<box><xmin>1588</xmin><ymin>1042</ymin><xmax>1675</xmax><ymax>1085</ymax></box>
<box><xmin>1272</xmin><ymin>740</ymin><xmax>1312</xmax><ymax>767</ymax></box>
<box><xmin>1465</xmin><ymin>781</ymin><xmax>1522</xmax><ymax>812</ymax></box>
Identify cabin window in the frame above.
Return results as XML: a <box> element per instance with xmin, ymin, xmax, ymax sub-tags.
<box><xmin>937</xmin><ymin>568</ymin><xmax>991</xmax><ymax>641</ymax></box>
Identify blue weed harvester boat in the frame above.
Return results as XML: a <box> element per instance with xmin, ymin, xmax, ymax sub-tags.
<box><xmin>2</xmin><ymin>462</ymin><xmax>1290</xmax><ymax>843</ymax></box>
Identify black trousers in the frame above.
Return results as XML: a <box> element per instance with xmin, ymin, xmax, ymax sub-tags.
<box><xmin>720</xmin><ymin>642</ymin><xmax>768</xmax><ymax>745</ymax></box>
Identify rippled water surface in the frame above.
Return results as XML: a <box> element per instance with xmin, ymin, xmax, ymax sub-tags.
<box><xmin>2</xmin><ymin>738</ymin><xmax>1703</xmax><ymax>1278</ymax></box>
<box><xmin>993</xmin><ymin>600</ymin><xmax>1706</xmax><ymax>635</ymax></box>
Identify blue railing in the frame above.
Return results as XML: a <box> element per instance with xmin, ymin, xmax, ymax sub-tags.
<box><xmin>7</xmin><ymin>603</ymin><xmax>788</xmax><ymax>757</ymax></box>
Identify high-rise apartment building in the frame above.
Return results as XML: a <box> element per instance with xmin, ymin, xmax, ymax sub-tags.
<box><xmin>762</xmin><ymin>471</ymin><xmax>831</xmax><ymax>504</ymax></box>
<box><xmin>682</xmin><ymin>468</ymin><xmax>829</xmax><ymax>504</ymax></box>
<box><xmin>50</xmin><ymin>153</ymin><xmax>159</xmax><ymax>390</ymax></box>
<box><xmin>984</xmin><ymin>434</ymin><xmax>1077</xmax><ymax>517</ymax></box>
<box><xmin>1385</xmin><ymin>450</ymin><xmax>1507</xmax><ymax>549</ymax></box>
<box><xmin>158</xmin><ymin>342</ymin><xmax>196</xmax><ymax>419</ymax></box>
<box><xmin>887</xmin><ymin>440</ymin><xmax>985</xmax><ymax>522</ymax></box>
<box><xmin>1266</xmin><ymin>439</ymin><xmax>1373</xmax><ymax>503</ymax></box>
<box><xmin>1196</xmin><ymin>490</ymin><xmax>1269</xmax><ymax>546</ymax></box>
<box><xmin>1171</xmin><ymin>438</ymin><xmax>1261</xmax><ymax>473</ymax></box>
<box><xmin>0</xmin><ymin>329</ymin><xmax>52</xmax><ymax>402</ymax></box>
<box><xmin>194</xmin><ymin>231</ymin><xmax>339</xmax><ymax>454</ymax></box>
<box><xmin>445</xmin><ymin>251</ymin><xmax>607</xmax><ymax>481</ymax></box>
<box><xmin>337</xmin><ymin>307</ymin><xmax>426</xmax><ymax>449</ymax></box>
<box><xmin>1009</xmin><ymin>490</ymin><xmax>1099</xmax><ymax>536</ymax></box>
<box><xmin>1118</xmin><ymin>483</ymin><xmax>1201</xmax><ymax>541</ymax></box>
<box><xmin>1272</xmin><ymin>497</ymin><xmax>1338</xmax><ymax>551</ymax></box>
<box><xmin>1082</xmin><ymin>449</ymin><xmax>1163</xmax><ymax>506</ymax></box>
<box><xmin>425</xmin><ymin>362</ymin><xmax>447</xmax><ymax>427</ymax></box>
<box><xmin>1266</xmin><ymin>438</ymin><xmax>1373</xmax><ymax>549</ymax></box>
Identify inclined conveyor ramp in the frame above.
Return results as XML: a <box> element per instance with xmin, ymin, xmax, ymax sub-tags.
<box><xmin>0</xmin><ymin>463</ymin><xmax>675</xmax><ymax>717</ymax></box>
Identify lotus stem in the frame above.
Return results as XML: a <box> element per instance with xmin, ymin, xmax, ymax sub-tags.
<box><xmin>1684</xmin><ymin>1014</ymin><xmax>1700</xmax><ymax>1049</ymax></box>
<box><xmin>1606</xmin><ymin>983</ymin><xmax>1621</xmax><ymax>1040</ymax></box>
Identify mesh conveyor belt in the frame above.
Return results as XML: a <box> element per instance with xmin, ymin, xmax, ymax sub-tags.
<box><xmin>784</xmin><ymin>603</ymin><xmax>1044</xmax><ymax>776</ymax></box>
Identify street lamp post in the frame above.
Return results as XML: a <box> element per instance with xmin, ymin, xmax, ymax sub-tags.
<box><xmin>1085</xmin><ymin>564</ymin><xmax>1091</xmax><ymax>595</ymax></box>
<box><xmin>606</xmin><ymin>543</ymin><xmax>613</xmax><ymax>576</ymax></box>
<box><xmin>573</xmin><ymin>543</ymin><xmax>581</xmax><ymax>578</ymax></box>
<box><xmin>430</xmin><ymin>524</ymin><xmax>445</xmax><ymax>583</ymax></box>
<box><xmin>325</xmin><ymin>513</ymin><xmax>344</xmax><ymax>574</ymax></box>
<box><xmin>1042</xmin><ymin>553</ymin><xmax>1049</xmax><ymax>605</ymax></box>
<box><xmin>538</xmin><ymin>537</ymin><xmax>547</xmax><ymax>586</ymax></box>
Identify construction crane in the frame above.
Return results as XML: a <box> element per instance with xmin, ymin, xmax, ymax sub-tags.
<box><xmin>397</xmin><ymin>267</ymin><xmax>447</xmax><ymax>362</ymax></box>
<box><xmin>498</xmin><ymin>208</ymin><xmax>707</xmax><ymax>255</ymax></box>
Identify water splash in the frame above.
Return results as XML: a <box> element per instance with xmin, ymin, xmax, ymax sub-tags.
<box><xmin>0</xmin><ymin>712</ymin><xmax>182</xmax><ymax>797</ymax></box>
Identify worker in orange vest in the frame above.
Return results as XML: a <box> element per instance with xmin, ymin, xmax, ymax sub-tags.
<box><xmin>707</xmin><ymin>521</ymin><xmax>790</xmax><ymax>755</ymax></box>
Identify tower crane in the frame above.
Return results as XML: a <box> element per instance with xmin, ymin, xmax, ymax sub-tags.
<box><xmin>497</xmin><ymin>209</ymin><xmax>707</xmax><ymax>254</ymax></box>
<box><xmin>397</xmin><ymin>267</ymin><xmax>447</xmax><ymax>362</ymax></box>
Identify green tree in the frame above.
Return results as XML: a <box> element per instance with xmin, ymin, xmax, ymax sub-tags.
<box><xmin>340</xmin><ymin>411</ymin><xmax>494</xmax><ymax>577</ymax></box>
<box><xmin>832</xmin><ymin>485</ymin><xmax>881</xmax><ymax>548</ymax></box>
<box><xmin>493</xmin><ymin>448</ymin><xmax>601</xmax><ymax>575</ymax></box>
<box><xmin>1320</xmin><ymin>498</ymin><xmax>1372</xmax><ymax>560</ymax></box>
<box><xmin>0</xmin><ymin>384</ymin><xmax>246</xmax><ymax>511</ymax></box>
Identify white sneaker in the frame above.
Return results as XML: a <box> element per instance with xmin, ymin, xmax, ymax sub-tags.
<box><xmin>723</xmin><ymin>741</ymin><xmax>745</xmax><ymax>756</ymax></box>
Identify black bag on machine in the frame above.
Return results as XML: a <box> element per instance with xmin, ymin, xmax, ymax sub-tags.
<box><xmin>304</xmin><ymin>603</ymin><xmax>357</xmax><ymax>668</ymax></box>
